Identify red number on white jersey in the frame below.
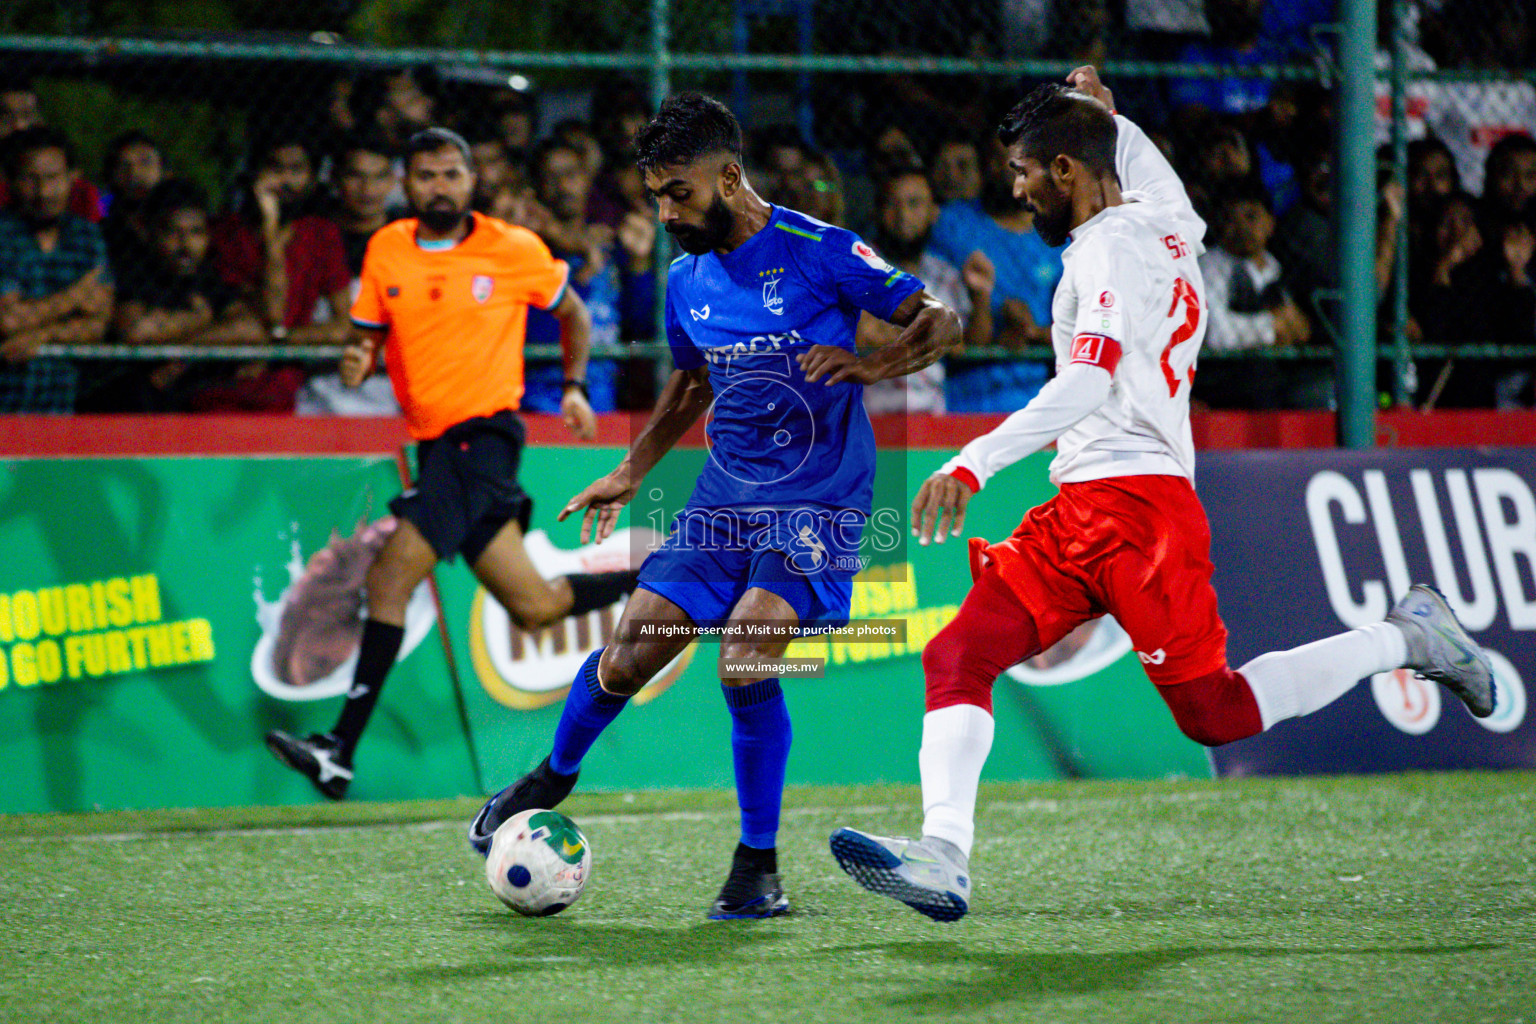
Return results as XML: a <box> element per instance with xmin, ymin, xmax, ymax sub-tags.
<box><xmin>1162</xmin><ymin>234</ymin><xmax>1189</xmax><ymax>259</ymax></box>
<box><xmin>1159</xmin><ymin>277</ymin><xmax>1200</xmax><ymax>398</ymax></box>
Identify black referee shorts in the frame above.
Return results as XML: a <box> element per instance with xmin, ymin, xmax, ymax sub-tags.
<box><xmin>389</xmin><ymin>409</ymin><xmax>534</xmax><ymax>565</ymax></box>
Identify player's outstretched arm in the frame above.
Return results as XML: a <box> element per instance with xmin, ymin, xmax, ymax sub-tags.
<box><xmin>798</xmin><ymin>289</ymin><xmax>961</xmax><ymax>385</ymax></box>
<box><xmin>1067</xmin><ymin>64</ymin><xmax>1204</xmax><ymax>243</ymax></box>
<box><xmin>929</xmin><ymin>361</ymin><xmax>1113</xmax><ymax>514</ymax></box>
<box><xmin>557</xmin><ymin>365</ymin><xmax>713</xmax><ymax>544</ymax></box>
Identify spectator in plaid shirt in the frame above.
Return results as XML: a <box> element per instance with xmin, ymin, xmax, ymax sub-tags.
<box><xmin>0</xmin><ymin>126</ymin><xmax>112</xmax><ymax>412</ymax></box>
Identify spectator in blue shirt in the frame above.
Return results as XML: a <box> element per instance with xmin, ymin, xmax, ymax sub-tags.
<box><xmin>1168</xmin><ymin>0</ymin><xmax>1285</xmax><ymax>116</ymax></box>
<box><xmin>927</xmin><ymin>131</ymin><xmax>983</xmax><ymax>205</ymax></box>
<box><xmin>523</xmin><ymin>138</ymin><xmax>655</xmax><ymax>412</ymax></box>
<box><xmin>929</xmin><ymin>137</ymin><xmax>1061</xmax><ymax>342</ymax></box>
<box><xmin>926</xmin><ymin>134</ymin><xmax>1062</xmax><ymax>412</ymax></box>
<box><xmin>1166</xmin><ymin>0</ymin><xmax>1301</xmax><ymax>205</ymax></box>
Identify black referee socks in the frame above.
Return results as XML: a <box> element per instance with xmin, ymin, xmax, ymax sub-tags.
<box><xmin>330</xmin><ymin>618</ymin><xmax>405</xmax><ymax>757</ymax></box>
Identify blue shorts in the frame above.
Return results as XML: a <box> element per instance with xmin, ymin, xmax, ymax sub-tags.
<box><xmin>636</xmin><ymin>505</ymin><xmax>866</xmax><ymax>629</ymax></box>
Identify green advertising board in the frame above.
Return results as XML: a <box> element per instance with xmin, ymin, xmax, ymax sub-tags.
<box><xmin>0</xmin><ymin>444</ymin><xmax>1208</xmax><ymax>814</ymax></box>
<box><xmin>0</xmin><ymin>456</ymin><xmax>475</xmax><ymax>813</ymax></box>
<box><xmin>442</xmin><ymin>445</ymin><xmax>1211</xmax><ymax>798</ymax></box>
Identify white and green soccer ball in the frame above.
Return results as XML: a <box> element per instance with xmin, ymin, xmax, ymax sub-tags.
<box><xmin>485</xmin><ymin>808</ymin><xmax>592</xmax><ymax>916</ymax></box>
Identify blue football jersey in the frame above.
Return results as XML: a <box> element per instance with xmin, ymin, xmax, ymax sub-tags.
<box><xmin>665</xmin><ymin>206</ymin><xmax>922</xmax><ymax>513</ymax></box>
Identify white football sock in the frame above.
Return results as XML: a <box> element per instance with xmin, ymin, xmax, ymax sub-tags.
<box><xmin>919</xmin><ymin>703</ymin><xmax>995</xmax><ymax>860</ymax></box>
<box><xmin>1239</xmin><ymin>622</ymin><xmax>1408</xmax><ymax>730</ymax></box>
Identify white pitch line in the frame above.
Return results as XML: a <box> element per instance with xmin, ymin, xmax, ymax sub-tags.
<box><xmin>3</xmin><ymin>819</ymin><xmax>457</xmax><ymax>844</ymax></box>
<box><xmin>0</xmin><ymin>792</ymin><xmax>1228</xmax><ymax>845</ymax></box>
<box><xmin>504</xmin><ymin>956</ymin><xmax>583</xmax><ymax>963</ymax></box>
<box><xmin>0</xmin><ymin>803</ymin><xmax>909</xmax><ymax>844</ymax></box>
<box><xmin>984</xmin><ymin>790</ymin><xmax>1233</xmax><ymax>814</ymax></box>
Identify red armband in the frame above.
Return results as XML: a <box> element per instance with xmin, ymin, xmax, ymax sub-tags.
<box><xmin>1068</xmin><ymin>333</ymin><xmax>1122</xmax><ymax>374</ymax></box>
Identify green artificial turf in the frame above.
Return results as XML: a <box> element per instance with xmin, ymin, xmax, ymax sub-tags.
<box><xmin>2</xmin><ymin>773</ymin><xmax>1532</xmax><ymax>1024</ymax></box>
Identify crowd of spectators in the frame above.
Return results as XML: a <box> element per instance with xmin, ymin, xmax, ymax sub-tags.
<box><xmin>0</xmin><ymin>70</ymin><xmax>660</xmax><ymax>416</ymax></box>
<box><xmin>0</xmin><ymin>0</ymin><xmax>1532</xmax><ymax>416</ymax></box>
<box><xmin>810</xmin><ymin>0</ymin><xmax>1536</xmax><ymax>411</ymax></box>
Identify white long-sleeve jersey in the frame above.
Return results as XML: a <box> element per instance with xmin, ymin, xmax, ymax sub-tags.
<box><xmin>941</xmin><ymin>113</ymin><xmax>1208</xmax><ymax>490</ymax></box>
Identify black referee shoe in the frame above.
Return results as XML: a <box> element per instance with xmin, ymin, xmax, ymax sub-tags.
<box><xmin>265</xmin><ymin>730</ymin><xmax>353</xmax><ymax>801</ymax></box>
<box><xmin>467</xmin><ymin>754</ymin><xmax>579</xmax><ymax>857</ymax></box>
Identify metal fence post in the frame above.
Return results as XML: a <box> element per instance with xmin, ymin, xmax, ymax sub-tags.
<box><xmin>651</xmin><ymin>0</ymin><xmax>673</xmax><ymax>398</ymax></box>
<box><xmin>1337</xmin><ymin>0</ymin><xmax>1379</xmax><ymax>447</ymax></box>
<box><xmin>1389</xmin><ymin>0</ymin><xmax>1413</xmax><ymax>407</ymax></box>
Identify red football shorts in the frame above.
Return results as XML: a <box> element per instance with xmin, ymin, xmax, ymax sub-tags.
<box><xmin>977</xmin><ymin>474</ymin><xmax>1230</xmax><ymax>686</ymax></box>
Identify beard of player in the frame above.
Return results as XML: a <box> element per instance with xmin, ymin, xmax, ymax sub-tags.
<box><xmin>1028</xmin><ymin>178</ymin><xmax>1075</xmax><ymax>248</ymax></box>
<box><xmin>413</xmin><ymin>192</ymin><xmax>469</xmax><ymax>234</ymax></box>
<box><xmin>667</xmin><ymin>189</ymin><xmax>735</xmax><ymax>255</ymax></box>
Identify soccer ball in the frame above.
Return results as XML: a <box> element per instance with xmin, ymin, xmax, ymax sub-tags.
<box><xmin>485</xmin><ymin>808</ymin><xmax>592</xmax><ymax>916</ymax></box>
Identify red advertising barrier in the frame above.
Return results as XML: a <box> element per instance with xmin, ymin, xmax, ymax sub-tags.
<box><xmin>3</xmin><ymin>409</ymin><xmax>1533</xmax><ymax>457</ymax></box>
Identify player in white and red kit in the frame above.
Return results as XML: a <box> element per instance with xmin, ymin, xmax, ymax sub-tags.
<box><xmin>830</xmin><ymin>67</ymin><xmax>1496</xmax><ymax>922</ymax></box>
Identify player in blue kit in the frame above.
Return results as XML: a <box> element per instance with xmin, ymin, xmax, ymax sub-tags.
<box><xmin>467</xmin><ymin>93</ymin><xmax>963</xmax><ymax>918</ymax></box>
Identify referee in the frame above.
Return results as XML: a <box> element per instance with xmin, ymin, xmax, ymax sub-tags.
<box><xmin>266</xmin><ymin>128</ymin><xmax>640</xmax><ymax>799</ymax></box>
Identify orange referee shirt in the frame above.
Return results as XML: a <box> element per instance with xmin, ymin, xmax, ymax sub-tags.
<box><xmin>351</xmin><ymin>212</ymin><xmax>570</xmax><ymax>440</ymax></box>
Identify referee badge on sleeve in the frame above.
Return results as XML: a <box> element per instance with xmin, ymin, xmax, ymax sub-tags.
<box><xmin>471</xmin><ymin>275</ymin><xmax>495</xmax><ymax>303</ymax></box>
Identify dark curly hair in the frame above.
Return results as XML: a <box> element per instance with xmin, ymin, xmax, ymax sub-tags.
<box><xmin>142</xmin><ymin>177</ymin><xmax>210</xmax><ymax>229</ymax></box>
<box><xmin>404</xmin><ymin>126</ymin><xmax>473</xmax><ymax>170</ymax></box>
<box><xmin>1</xmin><ymin>125</ymin><xmax>74</xmax><ymax>179</ymax></box>
<box><xmin>997</xmin><ymin>84</ymin><xmax>1117</xmax><ymax>179</ymax></box>
<box><xmin>634</xmin><ymin>92</ymin><xmax>742</xmax><ymax>172</ymax></box>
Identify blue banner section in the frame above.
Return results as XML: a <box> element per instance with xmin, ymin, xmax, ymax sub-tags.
<box><xmin>1201</xmin><ymin>448</ymin><xmax>1536</xmax><ymax>776</ymax></box>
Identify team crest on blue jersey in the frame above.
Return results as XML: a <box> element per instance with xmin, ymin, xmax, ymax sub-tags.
<box><xmin>472</xmin><ymin>275</ymin><xmax>494</xmax><ymax>303</ymax></box>
<box><xmin>762</xmin><ymin>276</ymin><xmax>784</xmax><ymax>315</ymax></box>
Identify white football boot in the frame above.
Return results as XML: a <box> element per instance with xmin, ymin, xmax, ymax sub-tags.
<box><xmin>829</xmin><ymin>827</ymin><xmax>971</xmax><ymax>922</ymax></box>
<box><xmin>1387</xmin><ymin>584</ymin><xmax>1496</xmax><ymax>717</ymax></box>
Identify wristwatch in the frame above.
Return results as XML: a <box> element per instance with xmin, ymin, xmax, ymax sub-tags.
<box><xmin>563</xmin><ymin>378</ymin><xmax>589</xmax><ymax>400</ymax></box>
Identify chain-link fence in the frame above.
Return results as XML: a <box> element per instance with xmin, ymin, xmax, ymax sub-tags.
<box><xmin>0</xmin><ymin>0</ymin><xmax>1531</xmax><ymax>418</ymax></box>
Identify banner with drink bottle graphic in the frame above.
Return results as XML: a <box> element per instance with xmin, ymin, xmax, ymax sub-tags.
<box><xmin>0</xmin><ymin>439</ymin><xmax>1207</xmax><ymax>813</ymax></box>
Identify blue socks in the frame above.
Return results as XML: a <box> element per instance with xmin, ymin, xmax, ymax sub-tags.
<box><xmin>723</xmin><ymin>678</ymin><xmax>792</xmax><ymax>849</ymax></box>
<box><xmin>549</xmin><ymin>649</ymin><xmax>629</xmax><ymax>775</ymax></box>
<box><xmin>546</xmin><ymin>655</ymin><xmax>790</xmax><ymax>851</ymax></box>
